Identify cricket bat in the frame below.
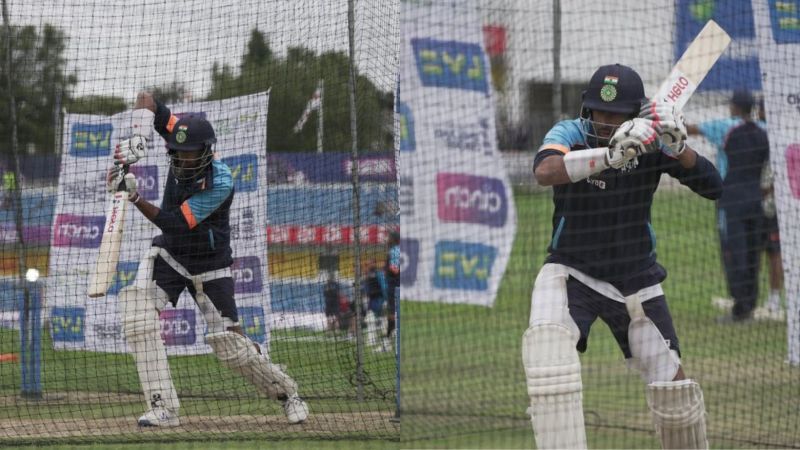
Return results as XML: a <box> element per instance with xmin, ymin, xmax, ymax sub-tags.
<box><xmin>87</xmin><ymin>166</ymin><xmax>129</xmax><ymax>298</ymax></box>
<box><xmin>616</xmin><ymin>20</ymin><xmax>730</xmax><ymax>159</ymax></box>
<box><xmin>653</xmin><ymin>20</ymin><xmax>731</xmax><ymax>110</ymax></box>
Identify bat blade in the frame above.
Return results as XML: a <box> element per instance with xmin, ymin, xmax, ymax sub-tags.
<box><xmin>87</xmin><ymin>190</ymin><xmax>127</xmax><ymax>298</ymax></box>
<box><xmin>654</xmin><ymin>20</ymin><xmax>731</xmax><ymax>110</ymax></box>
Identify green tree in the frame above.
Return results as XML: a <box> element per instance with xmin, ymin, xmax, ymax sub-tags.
<box><xmin>206</xmin><ymin>28</ymin><xmax>393</xmax><ymax>152</ymax></box>
<box><xmin>149</xmin><ymin>81</ymin><xmax>189</xmax><ymax>104</ymax></box>
<box><xmin>67</xmin><ymin>95</ymin><xmax>127</xmax><ymax>116</ymax></box>
<box><xmin>1</xmin><ymin>24</ymin><xmax>76</xmax><ymax>155</ymax></box>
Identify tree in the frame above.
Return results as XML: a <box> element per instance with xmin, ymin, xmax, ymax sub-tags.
<box><xmin>67</xmin><ymin>95</ymin><xmax>127</xmax><ymax>116</ymax></box>
<box><xmin>206</xmin><ymin>28</ymin><xmax>393</xmax><ymax>153</ymax></box>
<box><xmin>1</xmin><ymin>24</ymin><xmax>76</xmax><ymax>155</ymax></box>
<box><xmin>149</xmin><ymin>81</ymin><xmax>189</xmax><ymax>104</ymax></box>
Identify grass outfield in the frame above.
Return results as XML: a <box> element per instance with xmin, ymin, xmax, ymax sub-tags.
<box><xmin>0</xmin><ymin>326</ymin><xmax>397</xmax><ymax>445</ymax></box>
<box><xmin>402</xmin><ymin>189</ymin><xmax>799</xmax><ymax>449</ymax></box>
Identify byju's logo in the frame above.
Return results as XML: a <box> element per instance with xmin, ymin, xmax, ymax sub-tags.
<box><xmin>238</xmin><ymin>306</ymin><xmax>266</xmax><ymax>343</ymax></box>
<box><xmin>51</xmin><ymin>307</ymin><xmax>85</xmax><ymax>342</ymax></box>
<box><xmin>398</xmin><ymin>101</ymin><xmax>416</xmax><ymax>152</ymax></box>
<box><xmin>436</xmin><ymin>173</ymin><xmax>507</xmax><ymax>227</ymax></box>
<box><xmin>70</xmin><ymin>123</ymin><xmax>113</xmax><ymax>157</ymax></box>
<box><xmin>223</xmin><ymin>154</ymin><xmax>258</xmax><ymax>192</ymax></box>
<box><xmin>107</xmin><ymin>261</ymin><xmax>139</xmax><ymax>296</ymax></box>
<box><xmin>53</xmin><ymin>214</ymin><xmax>105</xmax><ymax>248</ymax></box>
<box><xmin>233</xmin><ymin>256</ymin><xmax>263</xmax><ymax>294</ymax></box>
<box><xmin>412</xmin><ymin>38</ymin><xmax>488</xmax><ymax>93</ymax></box>
<box><xmin>160</xmin><ymin>309</ymin><xmax>196</xmax><ymax>346</ymax></box>
<box><xmin>433</xmin><ymin>241</ymin><xmax>497</xmax><ymax>291</ymax></box>
<box><xmin>128</xmin><ymin>165</ymin><xmax>159</xmax><ymax>200</ymax></box>
<box><xmin>400</xmin><ymin>238</ymin><xmax>419</xmax><ymax>286</ymax></box>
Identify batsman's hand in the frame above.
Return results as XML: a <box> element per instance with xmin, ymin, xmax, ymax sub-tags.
<box><xmin>639</xmin><ymin>100</ymin><xmax>687</xmax><ymax>159</ymax></box>
<box><xmin>106</xmin><ymin>168</ymin><xmax>137</xmax><ymax>198</ymax></box>
<box><xmin>607</xmin><ymin>118</ymin><xmax>660</xmax><ymax>168</ymax></box>
<box><xmin>114</xmin><ymin>135</ymin><xmax>147</xmax><ymax>166</ymax></box>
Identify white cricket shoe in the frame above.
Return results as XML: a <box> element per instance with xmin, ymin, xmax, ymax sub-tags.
<box><xmin>137</xmin><ymin>405</ymin><xmax>180</xmax><ymax>427</ymax></box>
<box><xmin>283</xmin><ymin>393</ymin><xmax>309</xmax><ymax>424</ymax></box>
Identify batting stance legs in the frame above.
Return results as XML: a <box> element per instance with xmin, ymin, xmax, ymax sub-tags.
<box><xmin>522</xmin><ymin>264</ymin><xmax>708</xmax><ymax>449</ymax></box>
<box><xmin>121</xmin><ymin>248</ymin><xmax>308</xmax><ymax>427</ymax></box>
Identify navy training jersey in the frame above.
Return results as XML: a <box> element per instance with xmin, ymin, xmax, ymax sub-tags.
<box><xmin>149</xmin><ymin>101</ymin><xmax>235</xmax><ymax>274</ymax></box>
<box><xmin>534</xmin><ymin>119</ymin><xmax>722</xmax><ymax>290</ymax></box>
<box><xmin>718</xmin><ymin>121</ymin><xmax>769</xmax><ymax>216</ymax></box>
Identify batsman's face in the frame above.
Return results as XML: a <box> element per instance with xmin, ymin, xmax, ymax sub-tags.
<box><xmin>591</xmin><ymin>110</ymin><xmax>629</xmax><ymax>140</ymax></box>
<box><xmin>170</xmin><ymin>149</ymin><xmax>204</xmax><ymax>180</ymax></box>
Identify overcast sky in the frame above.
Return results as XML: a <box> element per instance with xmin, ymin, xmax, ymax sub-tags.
<box><xmin>8</xmin><ymin>0</ymin><xmax>399</xmax><ymax>101</ymax></box>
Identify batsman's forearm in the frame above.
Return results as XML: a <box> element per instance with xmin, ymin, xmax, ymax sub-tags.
<box><xmin>131</xmin><ymin>196</ymin><xmax>161</xmax><ymax>222</ymax></box>
<box><xmin>678</xmin><ymin>145</ymin><xmax>698</xmax><ymax>168</ymax></box>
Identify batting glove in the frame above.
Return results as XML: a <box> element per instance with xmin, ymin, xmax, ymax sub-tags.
<box><xmin>607</xmin><ymin>118</ymin><xmax>660</xmax><ymax>168</ymax></box>
<box><xmin>640</xmin><ymin>100</ymin><xmax>687</xmax><ymax>158</ymax></box>
<box><xmin>114</xmin><ymin>135</ymin><xmax>147</xmax><ymax>165</ymax></box>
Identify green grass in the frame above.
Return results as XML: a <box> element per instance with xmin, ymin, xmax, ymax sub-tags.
<box><xmin>402</xmin><ymin>189</ymin><xmax>799</xmax><ymax>449</ymax></box>
<box><xmin>0</xmin><ymin>326</ymin><xmax>397</xmax><ymax>445</ymax></box>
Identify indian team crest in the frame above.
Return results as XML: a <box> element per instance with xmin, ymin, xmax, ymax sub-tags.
<box><xmin>175</xmin><ymin>125</ymin><xmax>188</xmax><ymax>143</ymax></box>
<box><xmin>600</xmin><ymin>75</ymin><xmax>619</xmax><ymax>102</ymax></box>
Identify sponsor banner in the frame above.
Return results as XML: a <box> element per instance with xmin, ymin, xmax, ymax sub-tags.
<box><xmin>0</xmin><ymin>225</ymin><xmax>51</xmax><ymax>245</ymax></box>
<box><xmin>753</xmin><ymin>0</ymin><xmax>800</xmax><ymax>365</ymax></box>
<box><xmin>266</xmin><ymin>224</ymin><xmax>392</xmax><ymax>246</ymax></box>
<box><xmin>268</xmin><ymin>152</ymin><xmax>396</xmax><ymax>184</ymax></box>
<box><xmin>399</xmin><ymin>2</ymin><xmax>516</xmax><ymax>307</ymax></box>
<box><xmin>676</xmin><ymin>0</ymin><xmax>761</xmax><ymax>91</ymax></box>
<box><xmin>49</xmin><ymin>93</ymin><xmax>272</xmax><ymax>354</ymax></box>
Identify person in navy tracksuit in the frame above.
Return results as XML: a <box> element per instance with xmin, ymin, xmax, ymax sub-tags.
<box><xmin>521</xmin><ymin>64</ymin><xmax>721</xmax><ymax>449</ymax></box>
<box><xmin>688</xmin><ymin>90</ymin><xmax>773</xmax><ymax>322</ymax></box>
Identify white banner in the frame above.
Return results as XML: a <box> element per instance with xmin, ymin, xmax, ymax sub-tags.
<box><xmin>48</xmin><ymin>93</ymin><xmax>272</xmax><ymax>355</ymax></box>
<box><xmin>398</xmin><ymin>2</ymin><xmax>517</xmax><ymax>307</ymax></box>
<box><xmin>753</xmin><ymin>0</ymin><xmax>800</xmax><ymax>365</ymax></box>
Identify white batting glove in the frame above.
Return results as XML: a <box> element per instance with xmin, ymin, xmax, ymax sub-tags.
<box><xmin>114</xmin><ymin>135</ymin><xmax>147</xmax><ymax>166</ymax></box>
<box><xmin>106</xmin><ymin>168</ymin><xmax>138</xmax><ymax>199</ymax></box>
<box><xmin>607</xmin><ymin>118</ymin><xmax>660</xmax><ymax>168</ymax></box>
<box><xmin>640</xmin><ymin>100</ymin><xmax>687</xmax><ymax>158</ymax></box>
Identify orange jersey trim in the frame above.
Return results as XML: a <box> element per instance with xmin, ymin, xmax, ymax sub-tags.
<box><xmin>166</xmin><ymin>115</ymin><xmax>179</xmax><ymax>133</ymax></box>
<box><xmin>538</xmin><ymin>143</ymin><xmax>570</xmax><ymax>154</ymax></box>
<box><xmin>181</xmin><ymin>201</ymin><xmax>198</xmax><ymax>229</ymax></box>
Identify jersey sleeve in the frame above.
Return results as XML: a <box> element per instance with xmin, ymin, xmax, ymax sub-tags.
<box><xmin>663</xmin><ymin>153</ymin><xmax>723</xmax><ymax>200</ymax></box>
<box><xmin>180</xmin><ymin>164</ymin><xmax>233</xmax><ymax>229</ymax></box>
<box><xmin>387</xmin><ymin>246</ymin><xmax>400</xmax><ymax>275</ymax></box>
<box><xmin>153</xmin><ymin>99</ymin><xmax>180</xmax><ymax>142</ymax></box>
<box><xmin>697</xmin><ymin>118</ymin><xmax>738</xmax><ymax>150</ymax></box>
<box><xmin>533</xmin><ymin>119</ymin><xmax>584</xmax><ymax>171</ymax></box>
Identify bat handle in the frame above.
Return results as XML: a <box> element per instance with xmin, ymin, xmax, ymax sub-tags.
<box><xmin>116</xmin><ymin>164</ymin><xmax>129</xmax><ymax>192</ymax></box>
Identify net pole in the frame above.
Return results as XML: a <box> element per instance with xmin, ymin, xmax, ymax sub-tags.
<box><xmin>552</xmin><ymin>0</ymin><xmax>562</xmax><ymax>123</ymax></box>
<box><xmin>2</xmin><ymin>0</ymin><xmax>38</xmax><ymax>399</ymax></box>
<box><xmin>347</xmin><ymin>0</ymin><xmax>365</xmax><ymax>402</ymax></box>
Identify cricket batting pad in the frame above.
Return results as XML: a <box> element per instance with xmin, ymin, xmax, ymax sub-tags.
<box><xmin>206</xmin><ymin>331</ymin><xmax>298</xmax><ymax>401</ymax></box>
<box><xmin>647</xmin><ymin>379</ymin><xmax>708</xmax><ymax>450</ymax></box>
<box><xmin>119</xmin><ymin>284</ymin><xmax>179</xmax><ymax>413</ymax></box>
<box><xmin>522</xmin><ymin>323</ymin><xmax>587</xmax><ymax>450</ymax></box>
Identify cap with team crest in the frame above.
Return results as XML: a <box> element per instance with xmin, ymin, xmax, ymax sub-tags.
<box><xmin>582</xmin><ymin>64</ymin><xmax>646</xmax><ymax>115</ymax></box>
<box><xmin>166</xmin><ymin>114</ymin><xmax>217</xmax><ymax>152</ymax></box>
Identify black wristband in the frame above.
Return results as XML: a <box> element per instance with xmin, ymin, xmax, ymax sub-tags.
<box><xmin>130</xmin><ymin>193</ymin><xmax>141</xmax><ymax>204</ymax></box>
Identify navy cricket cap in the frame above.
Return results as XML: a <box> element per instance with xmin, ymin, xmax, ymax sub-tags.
<box><xmin>583</xmin><ymin>64</ymin><xmax>646</xmax><ymax>115</ymax></box>
<box><xmin>166</xmin><ymin>114</ymin><xmax>217</xmax><ymax>151</ymax></box>
<box><xmin>731</xmin><ymin>89</ymin><xmax>754</xmax><ymax>109</ymax></box>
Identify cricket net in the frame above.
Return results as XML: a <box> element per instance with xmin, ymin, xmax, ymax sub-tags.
<box><xmin>400</xmin><ymin>0</ymin><xmax>800</xmax><ymax>448</ymax></box>
<box><xmin>0</xmin><ymin>0</ymin><xmax>399</xmax><ymax>445</ymax></box>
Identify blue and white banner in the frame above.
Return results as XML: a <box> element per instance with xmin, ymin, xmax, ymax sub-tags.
<box><xmin>49</xmin><ymin>93</ymin><xmax>272</xmax><ymax>355</ymax></box>
<box><xmin>753</xmin><ymin>0</ymin><xmax>800</xmax><ymax>365</ymax></box>
<box><xmin>676</xmin><ymin>0</ymin><xmax>762</xmax><ymax>91</ymax></box>
<box><xmin>399</xmin><ymin>1</ymin><xmax>516</xmax><ymax>307</ymax></box>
